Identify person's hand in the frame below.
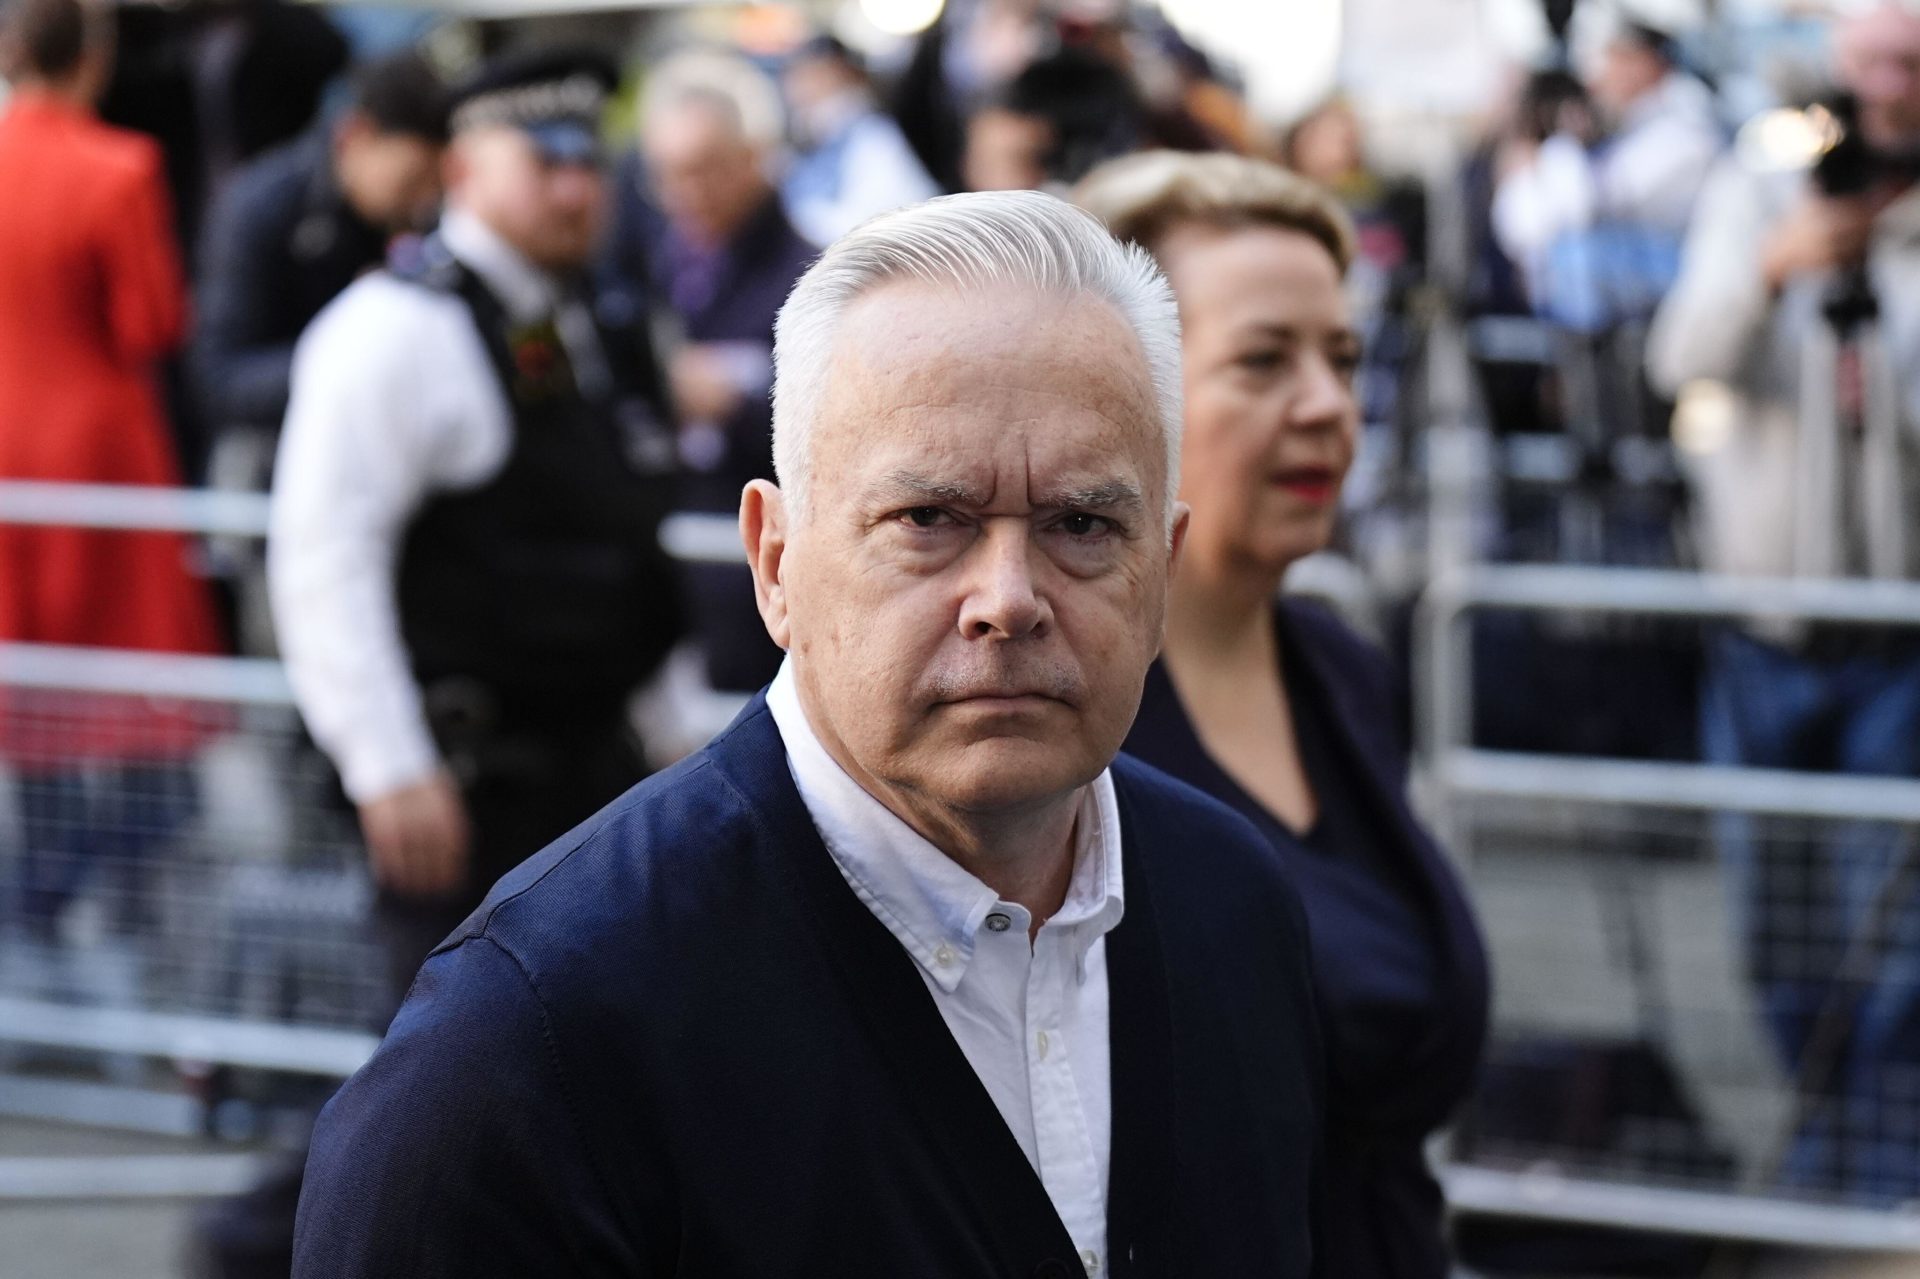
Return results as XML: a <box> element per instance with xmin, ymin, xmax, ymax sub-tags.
<box><xmin>358</xmin><ymin>771</ymin><xmax>470</xmax><ymax>898</ymax></box>
<box><xmin>670</xmin><ymin>346</ymin><xmax>746</xmax><ymax>424</ymax></box>
<box><xmin>1761</xmin><ymin>192</ymin><xmax>1881</xmax><ymax>293</ymax></box>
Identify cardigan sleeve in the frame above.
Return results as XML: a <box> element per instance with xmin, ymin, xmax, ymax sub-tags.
<box><xmin>293</xmin><ymin>936</ymin><xmax>650</xmax><ymax>1276</ymax></box>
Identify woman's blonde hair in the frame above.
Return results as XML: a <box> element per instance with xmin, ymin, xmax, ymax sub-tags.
<box><xmin>1072</xmin><ymin>149</ymin><xmax>1356</xmax><ymax>275</ymax></box>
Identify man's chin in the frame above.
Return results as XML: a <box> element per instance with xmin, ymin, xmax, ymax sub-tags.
<box><xmin>925</xmin><ymin>737</ymin><xmax>1105</xmax><ymax>815</ymax></box>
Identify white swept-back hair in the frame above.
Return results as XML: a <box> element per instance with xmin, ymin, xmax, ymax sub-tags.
<box><xmin>770</xmin><ymin>190</ymin><xmax>1184</xmax><ymax>533</ymax></box>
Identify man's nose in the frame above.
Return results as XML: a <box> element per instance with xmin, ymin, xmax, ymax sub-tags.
<box><xmin>550</xmin><ymin>166</ymin><xmax>603</xmax><ymax>208</ymax></box>
<box><xmin>957</xmin><ymin>523</ymin><xmax>1049</xmax><ymax>641</ymax></box>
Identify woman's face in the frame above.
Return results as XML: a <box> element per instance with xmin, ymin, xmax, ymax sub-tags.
<box><xmin>1159</xmin><ymin>223</ymin><xmax>1360</xmax><ymax>581</ymax></box>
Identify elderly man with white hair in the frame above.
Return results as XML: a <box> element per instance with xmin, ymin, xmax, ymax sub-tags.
<box><xmin>293</xmin><ymin>191</ymin><xmax>1326</xmax><ymax>1277</ymax></box>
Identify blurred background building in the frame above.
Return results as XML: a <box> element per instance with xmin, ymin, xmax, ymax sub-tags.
<box><xmin>5</xmin><ymin>0</ymin><xmax>1920</xmax><ymax>1275</ymax></box>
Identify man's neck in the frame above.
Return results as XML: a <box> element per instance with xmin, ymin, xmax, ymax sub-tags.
<box><xmin>796</xmin><ymin>687</ymin><xmax>1083</xmax><ymax>929</ymax></box>
<box><xmin>890</xmin><ymin>787</ymin><xmax>1081</xmax><ymax>934</ymax></box>
<box><xmin>440</xmin><ymin>206</ymin><xmax>564</xmax><ymax>321</ymax></box>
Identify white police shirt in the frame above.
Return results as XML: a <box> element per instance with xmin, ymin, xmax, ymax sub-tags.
<box><xmin>269</xmin><ymin>208</ymin><xmax>584</xmax><ymax>803</ymax></box>
<box><xmin>766</xmin><ymin>659</ymin><xmax>1122</xmax><ymax>1277</ymax></box>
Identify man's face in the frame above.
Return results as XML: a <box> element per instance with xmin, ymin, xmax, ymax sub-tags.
<box><xmin>447</xmin><ymin>127</ymin><xmax>607</xmax><ymax>271</ymax></box>
<box><xmin>1839</xmin><ymin>4</ymin><xmax>1920</xmax><ymax>150</ymax></box>
<box><xmin>643</xmin><ymin>103</ymin><xmax>769</xmax><ymax>244</ymax></box>
<box><xmin>963</xmin><ymin>107</ymin><xmax>1054</xmax><ymax>192</ymax></box>
<box><xmin>1588</xmin><ymin>40</ymin><xmax>1666</xmax><ymax>120</ymax></box>
<box><xmin>336</xmin><ymin>115</ymin><xmax>444</xmax><ymax>232</ymax></box>
<box><xmin>762</xmin><ymin>282</ymin><xmax>1182</xmax><ymax>821</ymax></box>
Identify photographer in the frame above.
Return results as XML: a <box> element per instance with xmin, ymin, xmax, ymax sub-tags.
<box><xmin>1648</xmin><ymin>0</ymin><xmax>1920</xmax><ymax>1202</ymax></box>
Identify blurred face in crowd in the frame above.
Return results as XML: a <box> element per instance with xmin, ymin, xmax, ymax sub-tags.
<box><xmin>334</xmin><ymin>113</ymin><xmax>444</xmax><ymax>233</ymax></box>
<box><xmin>1287</xmin><ymin>103</ymin><xmax>1362</xmax><ymax>187</ymax></box>
<box><xmin>1838</xmin><ymin>3</ymin><xmax>1920</xmax><ymax>151</ymax></box>
<box><xmin>643</xmin><ymin>99</ymin><xmax>770</xmax><ymax>245</ymax></box>
<box><xmin>1589</xmin><ymin>38</ymin><xmax>1668</xmax><ymax>119</ymax></box>
<box><xmin>746</xmin><ymin>282</ymin><xmax>1183</xmax><ymax>829</ymax></box>
<box><xmin>783</xmin><ymin>52</ymin><xmax>861</xmax><ymax>137</ymax></box>
<box><xmin>445</xmin><ymin>125</ymin><xmax>606</xmax><ymax>271</ymax></box>
<box><xmin>964</xmin><ymin>107</ymin><xmax>1054</xmax><ymax>191</ymax></box>
<box><xmin>1157</xmin><ymin>222</ymin><xmax>1359</xmax><ymax>581</ymax></box>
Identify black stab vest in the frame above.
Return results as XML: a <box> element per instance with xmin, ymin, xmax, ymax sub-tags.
<box><xmin>391</xmin><ymin>237</ymin><xmax>683</xmax><ymax>731</ymax></box>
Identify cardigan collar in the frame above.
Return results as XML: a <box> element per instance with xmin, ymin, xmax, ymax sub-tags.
<box><xmin>702</xmin><ymin>695</ymin><xmax>1182</xmax><ymax>1278</ymax></box>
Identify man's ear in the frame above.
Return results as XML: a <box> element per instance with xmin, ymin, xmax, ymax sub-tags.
<box><xmin>1167</xmin><ymin>499</ymin><xmax>1191</xmax><ymax>574</ymax></box>
<box><xmin>740</xmin><ymin>479</ymin><xmax>792</xmax><ymax>650</ymax></box>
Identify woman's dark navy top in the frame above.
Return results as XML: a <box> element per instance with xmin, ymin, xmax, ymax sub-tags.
<box><xmin>1123</xmin><ymin>597</ymin><xmax>1491</xmax><ymax>1279</ymax></box>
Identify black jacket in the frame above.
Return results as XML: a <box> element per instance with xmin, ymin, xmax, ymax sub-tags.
<box><xmin>1125</xmin><ymin>598</ymin><xmax>1491</xmax><ymax>1278</ymax></box>
<box><xmin>191</xmin><ymin>132</ymin><xmax>387</xmax><ymax>435</ymax></box>
<box><xmin>294</xmin><ymin>696</ymin><xmax>1327</xmax><ymax>1277</ymax></box>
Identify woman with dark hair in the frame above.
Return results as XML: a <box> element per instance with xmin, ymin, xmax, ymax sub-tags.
<box><xmin>1077</xmin><ymin>150</ymin><xmax>1490</xmax><ymax>1279</ymax></box>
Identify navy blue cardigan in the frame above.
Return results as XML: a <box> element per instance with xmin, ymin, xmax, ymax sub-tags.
<box><xmin>294</xmin><ymin>696</ymin><xmax>1327</xmax><ymax>1277</ymax></box>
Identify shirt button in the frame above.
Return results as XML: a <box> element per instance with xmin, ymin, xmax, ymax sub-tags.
<box><xmin>985</xmin><ymin>912</ymin><xmax>1012</xmax><ymax>933</ymax></box>
<box><xmin>1080</xmin><ymin>1249</ymin><xmax>1101</xmax><ymax>1273</ymax></box>
<box><xmin>933</xmin><ymin>944</ymin><xmax>955</xmax><ymax>967</ymax></box>
<box><xmin>1036</xmin><ymin>1030</ymin><xmax>1050</xmax><ymax>1060</ymax></box>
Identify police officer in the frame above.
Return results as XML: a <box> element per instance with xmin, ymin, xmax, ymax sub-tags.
<box><xmin>269</xmin><ymin>47</ymin><xmax>681</xmax><ymax>1002</ymax></box>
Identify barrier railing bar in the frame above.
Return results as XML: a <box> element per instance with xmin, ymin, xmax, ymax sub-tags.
<box><xmin>0</xmin><ymin>480</ymin><xmax>752</xmax><ymax>567</ymax></box>
<box><xmin>0</xmin><ymin>481</ymin><xmax>271</xmax><ymax>537</ymax></box>
<box><xmin>1429</xmin><ymin>564</ymin><xmax>1920</xmax><ymax>628</ymax></box>
<box><xmin>1442</xmin><ymin>1164</ymin><xmax>1920</xmax><ymax>1253</ymax></box>
<box><xmin>659</xmin><ymin>511</ymin><xmax>747</xmax><ymax>566</ymax></box>
<box><xmin>1413</xmin><ymin>564</ymin><xmax>1920</xmax><ymax>788</ymax></box>
<box><xmin>0</xmin><ymin>997</ymin><xmax>377</xmax><ymax>1079</ymax></box>
<box><xmin>1445</xmin><ymin>750</ymin><xmax>1920</xmax><ymax>824</ymax></box>
<box><xmin>0</xmin><ymin>642</ymin><xmax>294</xmax><ymax>705</ymax></box>
<box><xmin>0</xmin><ymin>1074</ymin><xmax>208</xmax><ymax>1139</ymax></box>
<box><xmin>0</xmin><ymin>1153</ymin><xmax>268</xmax><ymax>1201</ymax></box>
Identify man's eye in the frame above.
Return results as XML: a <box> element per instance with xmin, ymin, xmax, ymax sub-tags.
<box><xmin>1238</xmin><ymin>350</ymin><xmax>1285</xmax><ymax>373</ymax></box>
<box><xmin>901</xmin><ymin>507</ymin><xmax>952</xmax><ymax>529</ymax></box>
<box><xmin>1057</xmin><ymin>513</ymin><xmax>1112</xmax><ymax>538</ymax></box>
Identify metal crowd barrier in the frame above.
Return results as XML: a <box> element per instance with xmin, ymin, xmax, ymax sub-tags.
<box><xmin>1416</xmin><ymin>564</ymin><xmax>1920</xmax><ymax>1254</ymax></box>
<box><xmin>0</xmin><ymin>482</ymin><xmax>756</xmax><ymax>1200</ymax></box>
<box><xmin>15</xmin><ymin>481</ymin><xmax>1920</xmax><ymax>1259</ymax></box>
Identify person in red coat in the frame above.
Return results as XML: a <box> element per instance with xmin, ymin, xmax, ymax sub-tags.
<box><xmin>0</xmin><ymin>0</ymin><xmax>221</xmax><ymax>752</ymax></box>
<box><xmin>0</xmin><ymin>0</ymin><xmax>221</xmax><ymax>943</ymax></box>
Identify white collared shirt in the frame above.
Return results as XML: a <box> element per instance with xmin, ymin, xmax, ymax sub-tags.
<box><xmin>270</xmin><ymin>208</ymin><xmax>591</xmax><ymax>803</ymax></box>
<box><xmin>766</xmin><ymin>660</ymin><xmax>1122</xmax><ymax>1276</ymax></box>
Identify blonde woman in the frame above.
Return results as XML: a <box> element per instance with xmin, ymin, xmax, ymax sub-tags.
<box><xmin>1078</xmin><ymin>151</ymin><xmax>1489</xmax><ymax>1279</ymax></box>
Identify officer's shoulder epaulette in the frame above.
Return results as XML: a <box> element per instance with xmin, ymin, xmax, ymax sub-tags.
<box><xmin>386</xmin><ymin>233</ymin><xmax>465</xmax><ymax>294</ymax></box>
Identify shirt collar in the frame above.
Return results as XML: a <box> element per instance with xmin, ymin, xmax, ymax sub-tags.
<box><xmin>766</xmin><ymin>658</ymin><xmax>1125</xmax><ymax>993</ymax></box>
<box><xmin>438</xmin><ymin>206</ymin><xmax>560</xmax><ymax>323</ymax></box>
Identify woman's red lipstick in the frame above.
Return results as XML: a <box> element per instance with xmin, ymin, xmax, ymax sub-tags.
<box><xmin>1273</xmin><ymin>466</ymin><xmax>1339</xmax><ymax>506</ymax></box>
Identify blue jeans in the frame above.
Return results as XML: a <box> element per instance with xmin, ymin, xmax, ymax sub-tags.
<box><xmin>1701</xmin><ymin>629</ymin><xmax>1920</xmax><ymax>1202</ymax></box>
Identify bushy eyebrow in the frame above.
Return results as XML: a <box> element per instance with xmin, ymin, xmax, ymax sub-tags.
<box><xmin>866</xmin><ymin>471</ymin><xmax>987</xmax><ymax>508</ymax></box>
<box><xmin>865</xmin><ymin>471</ymin><xmax>1146</xmax><ymax>521</ymax></box>
<box><xmin>1037</xmin><ymin>480</ymin><xmax>1146</xmax><ymax>519</ymax></box>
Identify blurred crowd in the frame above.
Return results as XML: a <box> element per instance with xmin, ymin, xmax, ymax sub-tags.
<box><xmin>8</xmin><ymin>0</ymin><xmax>1920</xmax><ymax>1272</ymax></box>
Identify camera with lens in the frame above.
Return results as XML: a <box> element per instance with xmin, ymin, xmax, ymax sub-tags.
<box><xmin>1807</xmin><ymin>94</ymin><xmax>1920</xmax><ymax>330</ymax></box>
<box><xmin>1810</xmin><ymin>93</ymin><xmax>1920</xmax><ymax>199</ymax></box>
